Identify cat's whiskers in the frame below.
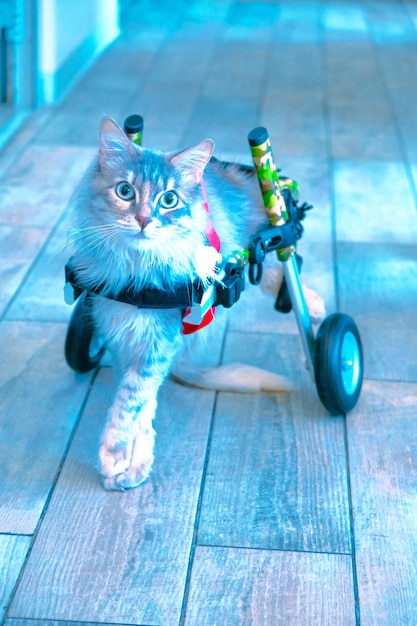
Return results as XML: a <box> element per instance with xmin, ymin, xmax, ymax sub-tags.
<box><xmin>70</xmin><ymin>230</ymin><xmax>116</xmax><ymax>253</ymax></box>
<box><xmin>71</xmin><ymin>223</ymin><xmax>119</xmax><ymax>238</ymax></box>
<box><xmin>71</xmin><ymin>225</ymin><xmax>120</xmax><ymax>257</ymax></box>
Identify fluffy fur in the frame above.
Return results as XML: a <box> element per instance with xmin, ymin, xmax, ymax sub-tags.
<box><xmin>69</xmin><ymin>117</ymin><xmax>324</xmax><ymax>490</ymax></box>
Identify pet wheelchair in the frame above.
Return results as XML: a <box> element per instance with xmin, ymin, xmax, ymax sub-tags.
<box><xmin>64</xmin><ymin>115</ymin><xmax>363</xmax><ymax>416</ymax></box>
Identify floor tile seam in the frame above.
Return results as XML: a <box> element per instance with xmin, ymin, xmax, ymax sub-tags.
<box><xmin>315</xmin><ymin>20</ymin><xmax>340</xmax><ymax>312</ymax></box>
<box><xmin>369</xmin><ymin>29</ymin><xmax>417</xmax><ymax>212</ymax></box>
<box><xmin>343</xmin><ymin>413</ymin><xmax>361</xmax><ymax>626</ymax></box>
<box><xmin>176</xmin><ymin>34</ymin><xmax>230</xmax><ymax>147</ymax></box>
<box><xmin>364</xmin><ymin>376</ymin><xmax>417</xmax><ymax>385</ymax></box>
<box><xmin>333</xmin><ymin>236</ymin><xmax>417</xmax><ymax>246</ymax></box>
<box><xmin>0</xmin><ymin>110</ymin><xmax>55</xmax><ymax>180</ymax></box>
<box><xmin>0</xmin><ymin>205</ymin><xmax>72</xmax><ymax>323</ymax></box>
<box><xmin>4</xmin><ymin>368</ymin><xmax>99</xmax><ymax>625</ymax></box>
<box><xmin>123</xmin><ymin>5</ymin><xmax>198</xmax><ymax>71</ymax></box>
<box><xmin>254</xmin><ymin>10</ymin><xmax>281</xmax><ymax>144</ymax></box>
<box><xmin>20</xmin><ymin>139</ymin><xmax>97</xmax><ymax>151</ymax></box>
<box><xmin>1</xmin><ymin>317</ymin><xmax>68</xmax><ymax>326</ymax></box>
<box><xmin>178</xmin><ymin>393</ymin><xmax>220</xmax><ymax>626</ymax></box>
<box><xmin>328</xmin><ymin>149</ymin><xmax>412</xmax><ymax>165</ymax></box>
<box><xmin>116</xmin><ymin>26</ymin><xmax>200</xmax><ymax>133</ymax></box>
<box><xmin>0</xmin><ymin>222</ymin><xmax>50</xmax><ymax>231</ymax></box>
<box><xmin>177</xmin><ymin>2</ymin><xmax>275</xmax><ymax>147</ymax></box>
<box><xmin>0</xmin><ymin>531</ymin><xmax>33</xmax><ymax>538</ymax></box>
<box><xmin>194</xmin><ymin>542</ymin><xmax>353</xmax><ymax>558</ymax></box>
<box><xmin>179</xmin><ymin>316</ymin><xmax>230</xmax><ymax>624</ymax></box>
<box><xmin>226</xmin><ymin>328</ymin><xmax>299</xmax><ymax>337</ymax></box>
<box><xmin>4</xmin><ymin>618</ymin><xmax>144</xmax><ymax>626</ymax></box>
<box><xmin>319</xmin><ymin>22</ymin><xmax>361</xmax><ymax>626</ymax></box>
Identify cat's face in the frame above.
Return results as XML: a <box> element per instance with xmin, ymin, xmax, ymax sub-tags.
<box><xmin>94</xmin><ymin>117</ymin><xmax>214</xmax><ymax>251</ymax></box>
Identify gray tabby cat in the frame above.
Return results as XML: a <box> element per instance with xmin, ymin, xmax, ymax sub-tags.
<box><xmin>70</xmin><ymin>117</ymin><xmax>324</xmax><ymax>490</ymax></box>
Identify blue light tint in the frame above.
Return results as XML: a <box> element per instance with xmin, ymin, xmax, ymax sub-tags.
<box><xmin>323</xmin><ymin>5</ymin><xmax>367</xmax><ymax>35</ymax></box>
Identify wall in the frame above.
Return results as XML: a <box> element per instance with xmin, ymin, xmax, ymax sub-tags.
<box><xmin>37</xmin><ymin>0</ymin><xmax>119</xmax><ymax>104</ymax></box>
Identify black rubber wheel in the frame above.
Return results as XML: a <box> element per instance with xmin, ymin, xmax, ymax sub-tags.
<box><xmin>314</xmin><ymin>313</ymin><xmax>363</xmax><ymax>416</ymax></box>
<box><xmin>64</xmin><ymin>291</ymin><xmax>105</xmax><ymax>373</ymax></box>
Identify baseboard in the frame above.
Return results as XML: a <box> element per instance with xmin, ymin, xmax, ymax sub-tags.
<box><xmin>37</xmin><ymin>17</ymin><xmax>120</xmax><ymax>106</ymax></box>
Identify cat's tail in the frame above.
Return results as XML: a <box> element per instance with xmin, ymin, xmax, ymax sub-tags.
<box><xmin>171</xmin><ymin>362</ymin><xmax>292</xmax><ymax>393</ymax></box>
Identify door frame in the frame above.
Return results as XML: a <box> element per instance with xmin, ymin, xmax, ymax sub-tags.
<box><xmin>0</xmin><ymin>0</ymin><xmax>37</xmax><ymax>147</ymax></box>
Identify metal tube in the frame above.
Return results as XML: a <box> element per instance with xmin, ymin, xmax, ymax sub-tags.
<box><xmin>283</xmin><ymin>255</ymin><xmax>316</xmax><ymax>380</ymax></box>
<box><xmin>247</xmin><ymin>127</ymin><xmax>316</xmax><ymax>379</ymax></box>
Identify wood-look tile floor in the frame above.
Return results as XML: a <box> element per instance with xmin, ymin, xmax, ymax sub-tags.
<box><xmin>1</xmin><ymin>1</ymin><xmax>417</xmax><ymax>624</ymax></box>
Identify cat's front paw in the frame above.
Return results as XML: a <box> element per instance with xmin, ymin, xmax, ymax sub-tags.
<box><xmin>101</xmin><ymin>461</ymin><xmax>153</xmax><ymax>491</ymax></box>
<box><xmin>99</xmin><ymin>431</ymin><xmax>155</xmax><ymax>491</ymax></box>
<box><xmin>99</xmin><ymin>438</ymin><xmax>132</xmax><ymax>480</ymax></box>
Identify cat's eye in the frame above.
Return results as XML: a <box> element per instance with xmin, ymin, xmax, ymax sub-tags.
<box><xmin>159</xmin><ymin>190</ymin><xmax>179</xmax><ymax>210</ymax></box>
<box><xmin>116</xmin><ymin>182</ymin><xmax>135</xmax><ymax>201</ymax></box>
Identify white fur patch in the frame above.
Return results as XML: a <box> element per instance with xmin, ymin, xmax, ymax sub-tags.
<box><xmin>194</xmin><ymin>243</ymin><xmax>222</xmax><ymax>283</ymax></box>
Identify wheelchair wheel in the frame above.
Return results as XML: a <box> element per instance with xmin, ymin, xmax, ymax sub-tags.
<box><xmin>65</xmin><ymin>291</ymin><xmax>105</xmax><ymax>373</ymax></box>
<box><xmin>314</xmin><ymin>313</ymin><xmax>363</xmax><ymax>416</ymax></box>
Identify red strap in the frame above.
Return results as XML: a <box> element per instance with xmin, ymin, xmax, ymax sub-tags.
<box><xmin>181</xmin><ymin>180</ymin><xmax>220</xmax><ymax>335</ymax></box>
<box><xmin>182</xmin><ymin>306</ymin><xmax>215</xmax><ymax>335</ymax></box>
<box><xmin>201</xmin><ymin>179</ymin><xmax>221</xmax><ymax>252</ymax></box>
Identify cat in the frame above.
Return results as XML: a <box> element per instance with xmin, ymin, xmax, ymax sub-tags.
<box><xmin>69</xmin><ymin>117</ymin><xmax>325</xmax><ymax>491</ymax></box>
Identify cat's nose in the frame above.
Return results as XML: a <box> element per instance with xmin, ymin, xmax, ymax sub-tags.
<box><xmin>136</xmin><ymin>215</ymin><xmax>152</xmax><ymax>230</ymax></box>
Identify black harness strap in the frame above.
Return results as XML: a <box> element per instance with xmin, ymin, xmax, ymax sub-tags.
<box><xmin>65</xmin><ymin>261</ymin><xmax>204</xmax><ymax>309</ymax></box>
<box><xmin>65</xmin><ymin>259</ymin><xmax>244</xmax><ymax>310</ymax></box>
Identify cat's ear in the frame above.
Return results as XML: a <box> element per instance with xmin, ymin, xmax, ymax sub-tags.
<box><xmin>99</xmin><ymin>117</ymin><xmax>136</xmax><ymax>168</ymax></box>
<box><xmin>169</xmin><ymin>139</ymin><xmax>215</xmax><ymax>184</ymax></box>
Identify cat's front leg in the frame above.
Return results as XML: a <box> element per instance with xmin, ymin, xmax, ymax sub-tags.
<box><xmin>99</xmin><ymin>379</ymin><xmax>158</xmax><ymax>491</ymax></box>
<box><xmin>95</xmin><ymin>304</ymin><xmax>183</xmax><ymax>490</ymax></box>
